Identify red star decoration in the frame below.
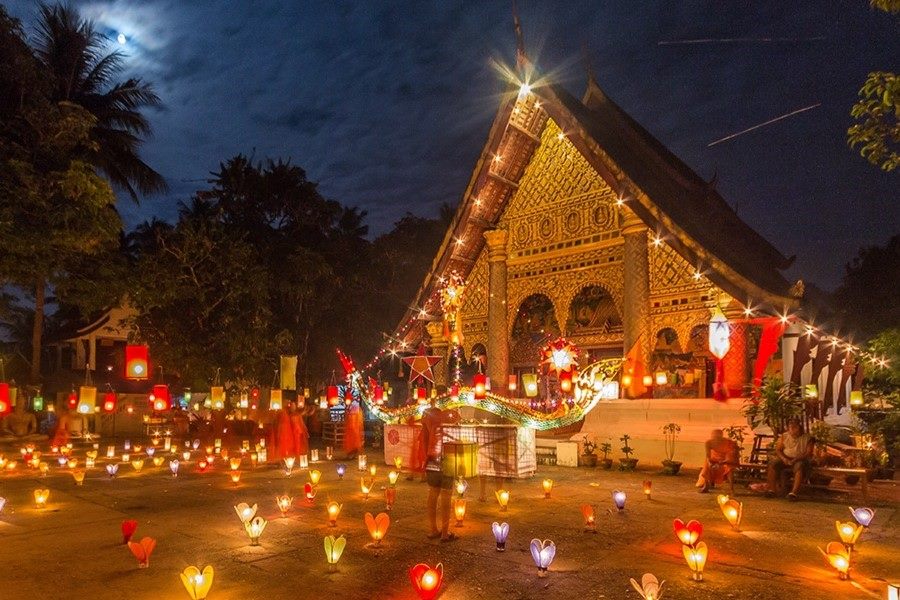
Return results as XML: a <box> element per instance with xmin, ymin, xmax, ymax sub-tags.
<box><xmin>402</xmin><ymin>343</ymin><xmax>442</xmax><ymax>385</ymax></box>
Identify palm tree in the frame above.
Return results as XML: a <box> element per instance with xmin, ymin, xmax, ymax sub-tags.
<box><xmin>33</xmin><ymin>3</ymin><xmax>167</xmax><ymax>199</ymax></box>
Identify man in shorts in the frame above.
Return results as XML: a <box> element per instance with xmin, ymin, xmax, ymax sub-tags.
<box><xmin>766</xmin><ymin>417</ymin><xmax>813</xmax><ymax>501</ymax></box>
<box><xmin>422</xmin><ymin>397</ymin><xmax>459</xmax><ymax>542</ymax></box>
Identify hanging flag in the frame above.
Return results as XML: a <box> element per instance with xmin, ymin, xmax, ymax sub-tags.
<box><xmin>280</xmin><ymin>355</ymin><xmax>297</xmax><ymax>390</ymax></box>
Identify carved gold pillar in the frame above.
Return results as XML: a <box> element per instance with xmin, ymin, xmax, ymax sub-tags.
<box><xmin>621</xmin><ymin>207</ymin><xmax>650</xmax><ymax>368</ymax></box>
<box><xmin>723</xmin><ymin>305</ymin><xmax>749</xmax><ymax>398</ymax></box>
<box><xmin>426</xmin><ymin>321</ymin><xmax>449</xmax><ymax>389</ymax></box>
<box><xmin>483</xmin><ymin>229</ymin><xmax>509</xmax><ymax>390</ymax></box>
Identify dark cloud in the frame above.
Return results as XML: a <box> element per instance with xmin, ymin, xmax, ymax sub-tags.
<box><xmin>3</xmin><ymin>0</ymin><xmax>898</xmax><ymax>289</ymax></box>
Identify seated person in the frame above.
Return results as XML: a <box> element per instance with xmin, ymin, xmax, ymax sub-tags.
<box><xmin>696</xmin><ymin>428</ymin><xmax>738</xmax><ymax>494</ymax></box>
<box><xmin>51</xmin><ymin>405</ymin><xmax>89</xmax><ymax>447</ymax></box>
<box><xmin>0</xmin><ymin>402</ymin><xmax>47</xmax><ymax>442</ymax></box>
<box><xmin>766</xmin><ymin>417</ymin><xmax>813</xmax><ymax>501</ymax></box>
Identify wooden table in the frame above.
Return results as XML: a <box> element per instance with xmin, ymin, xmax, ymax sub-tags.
<box><xmin>812</xmin><ymin>466</ymin><xmax>875</xmax><ymax>502</ymax></box>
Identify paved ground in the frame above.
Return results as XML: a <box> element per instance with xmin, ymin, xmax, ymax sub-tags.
<box><xmin>0</xmin><ymin>443</ymin><xmax>896</xmax><ymax>600</ymax></box>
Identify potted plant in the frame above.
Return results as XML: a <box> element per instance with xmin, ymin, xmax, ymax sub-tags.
<box><xmin>724</xmin><ymin>424</ymin><xmax>747</xmax><ymax>462</ymax></box>
<box><xmin>661</xmin><ymin>423</ymin><xmax>682</xmax><ymax>475</ymax></box>
<box><xmin>742</xmin><ymin>376</ymin><xmax>803</xmax><ymax>436</ymax></box>
<box><xmin>598</xmin><ymin>441</ymin><xmax>613</xmax><ymax>470</ymax></box>
<box><xmin>619</xmin><ymin>434</ymin><xmax>638</xmax><ymax>471</ymax></box>
<box><xmin>581</xmin><ymin>436</ymin><xmax>598</xmax><ymax>467</ymax></box>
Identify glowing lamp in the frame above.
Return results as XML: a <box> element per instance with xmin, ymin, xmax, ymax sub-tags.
<box><xmin>128</xmin><ymin>537</ymin><xmax>156</xmax><ymax>568</ymax></box>
<box><xmin>622</xmin><ymin>373</ymin><xmax>633</xmax><ymax>388</ymax></box>
<box><xmin>122</xmin><ymin>519</ymin><xmax>138</xmax><ymax>544</ymax></box>
<box><xmin>275</xmin><ymin>494</ymin><xmax>293</xmax><ymax>517</ymax></box>
<box><xmin>308</xmin><ymin>469</ymin><xmax>322</xmax><ymax>486</ymax></box>
<box><xmin>358</xmin><ymin>454</ymin><xmax>368</xmax><ymax>472</ymax></box>
<box><xmin>210</xmin><ymin>386</ymin><xmax>225</xmax><ymax>410</ymax></box>
<box><xmin>33</xmin><ymin>488</ymin><xmax>50</xmax><ymax>508</ymax></box>
<box><xmin>849</xmin><ymin>507</ymin><xmax>875</xmax><ymax>527</ymax></box>
<box><xmin>496</xmin><ymin>489</ymin><xmax>510</xmax><ymax>511</ymax></box>
<box><xmin>394</xmin><ymin>456</ymin><xmax>403</xmax><ymax>470</ymax></box>
<box><xmin>453</xmin><ymin>498</ymin><xmax>466</xmax><ymax>526</ymax></box>
<box><xmin>717</xmin><ymin>495</ymin><xmax>742</xmax><ymax>530</ymax></box>
<box><xmin>304</xmin><ymin>482</ymin><xmax>316</xmax><ymax>503</ymax></box>
<box><xmin>131</xmin><ymin>459</ymin><xmax>144</xmax><ymax>472</ymax></box>
<box><xmin>581</xmin><ymin>504</ymin><xmax>596</xmax><ymax>532</ymax></box>
<box><xmin>324</xmin><ymin>535</ymin><xmax>346</xmax><ymax>571</ymax></box>
<box><xmin>473</xmin><ymin>373</ymin><xmax>487</xmax><ymax>399</ymax></box>
<box><xmin>327</xmin><ymin>501</ymin><xmax>342</xmax><ymax>526</ymax></box>
<box><xmin>336</xmin><ymin>463</ymin><xmax>346</xmax><ymax>479</ymax></box>
<box><xmin>373</xmin><ymin>385</ymin><xmax>384</xmax><ymax>404</ymax></box>
<box><xmin>234</xmin><ymin>502</ymin><xmax>258</xmax><ymax>524</ymax></box>
<box><xmin>67</xmin><ymin>390</ymin><xmax>77</xmax><ymax>409</ymax></box>
<box><xmin>299</xmin><ymin>454</ymin><xmax>309</xmax><ymax>469</ymax></box>
<box><xmin>77</xmin><ymin>386</ymin><xmax>96</xmax><ymax>414</ymax></box>
<box><xmin>409</xmin><ymin>563</ymin><xmax>443</xmax><ymax>600</ymax></box>
<box><xmin>508</xmin><ymin>375</ymin><xmax>518</xmax><ymax>393</ymax></box>
<box><xmin>283</xmin><ymin>456</ymin><xmax>295</xmax><ymax>476</ymax></box>
<box><xmin>326</xmin><ymin>446</ymin><xmax>334</xmax><ymax>461</ymax></box>
<box><xmin>230</xmin><ymin>471</ymin><xmax>242</xmax><ymax>484</ymax></box>
<box><xmin>365</xmin><ymin>511</ymin><xmax>390</xmax><ymax>545</ymax></box>
<box><xmin>849</xmin><ymin>391</ymin><xmax>864</xmax><ymax>407</ymax></box>
<box><xmin>612</xmin><ymin>490</ymin><xmax>626</xmax><ymax>511</ymax></box>
<box><xmin>819</xmin><ymin>542</ymin><xmax>850</xmax><ymax>579</ymax></box>
<box><xmin>269</xmin><ymin>389</ymin><xmax>283</xmax><ymax>411</ymax></box>
<box><xmin>311</xmin><ymin>449</ymin><xmax>319</xmax><ymax>462</ymax></box>
<box><xmin>369</xmin><ymin>464</ymin><xmax>377</xmax><ymax>477</ymax></box>
<box><xmin>327</xmin><ymin>385</ymin><xmax>339</xmax><ymax>406</ymax></box>
<box><xmin>39</xmin><ymin>461</ymin><xmax>49</xmax><ymax>476</ymax></box>
<box><xmin>523</xmin><ymin>373</ymin><xmax>539</xmax><ymax>397</ymax></box>
<box><xmin>836</xmin><ymin>521</ymin><xmax>863</xmax><ymax>549</ymax></box>
<box><xmin>629</xmin><ymin>573</ymin><xmax>664</xmax><ymax>600</ymax></box>
<box><xmin>197</xmin><ymin>459</ymin><xmax>209</xmax><ymax>472</ymax></box>
<box><xmin>804</xmin><ymin>384</ymin><xmax>818</xmax><ymax>400</ymax></box>
<box><xmin>180</xmin><ymin>565</ymin><xmax>214</xmax><ymax>600</ymax></box>
<box><xmin>106</xmin><ymin>463</ymin><xmax>119</xmax><ymax>478</ymax></box>
<box><xmin>71</xmin><ymin>469</ymin><xmax>85</xmax><ymax>485</ymax></box>
<box><xmin>182</xmin><ymin>451</ymin><xmax>191</xmax><ymax>461</ymax></box>
<box><xmin>67</xmin><ymin>458</ymin><xmax>78</xmax><ymax>469</ymax></box>
<box><xmin>708</xmin><ymin>307</ymin><xmax>731</xmax><ymax>359</ymax></box>
<box><xmin>168</xmin><ymin>459</ymin><xmax>179</xmax><ymax>477</ymax></box>
<box><xmin>642</xmin><ymin>375</ymin><xmax>653</xmax><ymax>387</ymax></box>
<box><xmin>385</xmin><ymin>486</ymin><xmax>397</xmax><ymax>510</ymax></box>
<box><xmin>361</xmin><ymin>477</ymin><xmax>374</xmax><ymax>500</ymax></box>
<box><xmin>145</xmin><ymin>448</ymin><xmax>155</xmax><ymax>457</ymax></box>
<box><xmin>455</xmin><ymin>478</ymin><xmax>469</xmax><ymax>497</ymax></box>
<box><xmin>244</xmin><ymin>516</ymin><xmax>267</xmax><ymax>546</ymax></box>
<box><xmin>229</xmin><ymin>457</ymin><xmax>241</xmax><ymax>471</ymax></box>
<box><xmin>542</xmin><ymin>478</ymin><xmax>553</xmax><ymax>498</ymax></box>
<box><xmin>654</xmin><ymin>372</ymin><xmax>668</xmax><ymax>386</ymax></box>
<box><xmin>889</xmin><ymin>583</ymin><xmax>899</xmax><ymax>600</ymax></box>
<box><xmin>492</xmin><ymin>521</ymin><xmax>509</xmax><ymax>551</ymax></box>
<box><xmin>149</xmin><ymin>456</ymin><xmax>162</xmax><ymax>467</ymax></box>
<box><xmin>450</xmin><ymin>383</ymin><xmax>460</xmax><ymax>402</ymax></box>
<box><xmin>415</xmin><ymin>386</ymin><xmax>426</xmax><ymax>402</ymax></box>
<box><xmin>673</xmin><ymin>518</ymin><xmax>703</xmax><ymax>547</ymax></box>
<box><xmin>0</xmin><ymin>383</ymin><xmax>9</xmax><ymax>415</ymax></box>
<box><xmin>124</xmin><ymin>345</ymin><xmax>149</xmax><ymax>380</ymax></box>
<box><xmin>559</xmin><ymin>370</ymin><xmax>573</xmax><ymax>393</ymax></box>
<box><xmin>643</xmin><ymin>480</ymin><xmax>652</xmax><ymax>500</ymax></box>
<box><xmin>682</xmin><ymin>541</ymin><xmax>708</xmax><ymax>581</ymax></box>
<box><xmin>387</xmin><ymin>470</ymin><xmax>399</xmax><ymax>486</ymax></box>
<box><xmin>530</xmin><ymin>539</ymin><xmax>556</xmax><ymax>577</ymax></box>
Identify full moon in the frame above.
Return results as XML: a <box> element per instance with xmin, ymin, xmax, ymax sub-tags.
<box><xmin>117</xmin><ymin>32</ymin><xmax>126</xmax><ymax>44</ymax></box>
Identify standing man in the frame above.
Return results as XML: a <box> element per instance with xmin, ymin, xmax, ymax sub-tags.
<box><xmin>766</xmin><ymin>417</ymin><xmax>814</xmax><ymax>500</ymax></box>
<box><xmin>422</xmin><ymin>397</ymin><xmax>459</xmax><ymax>542</ymax></box>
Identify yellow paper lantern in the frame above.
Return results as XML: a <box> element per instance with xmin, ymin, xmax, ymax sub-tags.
<box><xmin>34</xmin><ymin>488</ymin><xmax>50</xmax><ymax>508</ymax></box>
<box><xmin>361</xmin><ymin>477</ymin><xmax>374</xmax><ymax>500</ymax></box>
<box><xmin>71</xmin><ymin>469</ymin><xmax>86</xmax><ymax>486</ymax></box>
<box><xmin>496</xmin><ymin>489</ymin><xmax>510</xmax><ymax>511</ymax></box>
<box><xmin>542</xmin><ymin>479</ymin><xmax>553</xmax><ymax>498</ymax></box>
<box><xmin>244</xmin><ymin>516</ymin><xmax>267</xmax><ymax>546</ymax></box>
<box><xmin>820</xmin><ymin>542</ymin><xmax>851</xmax><ymax>579</ymax></box>
<box><xmin>683</xmin><ymin>541</ymin><xmax>708</xmax><ymax>581</ymax></box>
<box><xmin>717</xmin><ymin>494</ymin><xmax>743</xmax><ymax>530</ymax></box>
<box><xmin>309</xmin><ymin>469</ymin><xmax>322</xmax><ymax>485</ymax></box>
<box><xmin>269</xmin><ymin>389</ymin><xmax>283</xmax><ymax>411</ymax></box>
<box><xmin>230</xmin><ymin>471</ymin><xmax>242</xmax><ymax>484</ymax></box>
<box><xmin>275</xmin><ymin>494</ymin><xmax>293</xmax><ymax>517</ymax></box>
<box><xmin>77</xmin><ymin>386</ymin><xmax>97</xmax><ymax>415</ymax></box>
<box><xmin>388</xmin><ymin>470</ymin><xmax>399</xmax><ymax>485</ymax></box>
<box><xmin>229</xmin><ymin>457</ymin><xmax>241</xmax><ymax>470</ymax></box>
<box><xmin>324</xmin><ymin>535</ymin><xmax>346</xmax><ymax>570</ymax></box>
<box><xmin>327</xmin><ymin>501</ymin><xmax>342</xmax><ymax>526</ymax></box>
<box><xmin>849</xmin><ymin>390</ymin><xmax>864</xmax><ymax>407</ymax></box>
<box><xmin>234</xmin><ymin>502</ymin><xmax>258</xmax><ymax>524</ymax></box>
<box><xmin>393</xmin><ymin>456</ymin><xmax>403</xmax><ymax>470</ymax></box>
<box><xmin>131</xmin><ymin>459</ymin><xmax>144</xmax><ymax>472</ymax></box>
<box><xmin>835</xmin><ymin>521</ymin><xmax>863</xmax><ymax>549</ymax></box>
<box><xmin>180</xmin><ymin>565</ymin><xmax>214</xmax><ymax>600</ymax></box>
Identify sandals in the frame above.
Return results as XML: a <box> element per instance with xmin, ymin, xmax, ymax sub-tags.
<box><xmin>441</xmin><ymin>533</ymin><xmax>459</xmax><ymax>543</ymax></box>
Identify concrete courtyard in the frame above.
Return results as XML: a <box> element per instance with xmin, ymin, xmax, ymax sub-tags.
<box><xmin>0</xmin><ymin>446</ymin><xmax>896</xmax><ymax>600</ymax></box>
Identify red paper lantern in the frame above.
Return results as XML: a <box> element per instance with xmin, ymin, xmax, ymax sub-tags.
<box><xmin>67</xmin><ymin>390</ymin><xmax>78</xmax><ymax>410</ymax></box>
<box><xmin>103</xmin><ymin>391</ymin><xmax>117</xmax><ymax>413</ymax></box>
<box><xmin>125</xmin><ymin>345</ymin><xmax>149</xmax><ymax>380</ymax></box>
<box><xmin>416</xmin><ymin>387</ymin><xmax>427</xmax><ymax>402</ymax></box>
<box><xmin>373</xmin><ymin>385</ymin><xmax>384</xmax><ymax>404</ymax></box>
<box><xmin>327</xmin><ymin>385</ymin><xmax>339</xmax><ymax>406</ymax></box>
<box><xmin>150</xmin><ymin>385</ymin><xmax>170</xmax><ymax>411</ymax></box>
<box><xmin>559</xmin><ymin>370</ymin><xmax>574</xmax><ymax>393</ymax></box>
<box><xmin>0</xmin><ymin>383</ymin><xmax>10</xmax><ymax>415</ymax></box>
<box><xmin>473</xmin><ymin>373</ymin><xmax>487</xmax><ymax>400</ymax></box>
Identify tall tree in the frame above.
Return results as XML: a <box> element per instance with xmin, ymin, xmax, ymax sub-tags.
<box><xmin>832</xmin><ymin>234</ymin><xmax>900</xmax><ymax>339</ymax></box>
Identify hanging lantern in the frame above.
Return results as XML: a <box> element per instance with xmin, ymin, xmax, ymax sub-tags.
<box><xmin>530</xmin><ymin>539</ymin><xmax>556</xmax><ymax>577</ymax></box>
<box><xmin>492</xmin><ymin>521</ymin><xmax>509</xmax><ymax>551</ymax></box>
<box><xmin>717</xmin><ymin>495</ymin><xmax>743</xmax><ymax>530</ymax></box>
<box><xmin>327</xmin><ymin>501</ymin><xmax>342</xmax><ymax>526</ymax></box>
<box><xmin>234</xmin><ymin>502</ymin><xmax>258</xmax><ymax>524</ymax></box>
<box><xmin>453</xmin><ymin>498</ymin><xmax>466</xmax><ymax>526</ymax></box>
<box><xmin>275</xmin><ymin>494</ymin><xmax>293</xmax><ymax>517</ymax></box>
<box><xmin>836</xmin><ymin>521</ymin><xmax>864</xmax><ymax>550</ymax></box>
<box><xmin>682</xmin><ymin>541</ymin><xmax>708</xmax><ymax>581</ymax></box>
<box><xmin>102</xmin><ymin>391</ymin><xmax>117</xmax><ymax>413</ymax></box>
<box><xmin>365</xmin><ymin>512</ymin><xmax>390</xmax><ymax>546</ymax></box>
<box><xmin>642</xmin><ymin>375</ymin><xmax>653</xmax><ymax>387</ymax></box>
<box><xmin>621</xmin><ymin>373</ymin><xmax>633</xmax><ymax>388</ymax></box>
<box><xmin>327</xmin><ymin>385</ymin><xmax>339</xmax><ymax>406</ymax></box>
<box><xmin>269</xmin><ymin>389</ymin><xmax>283</xmax><ymax>411</ymax></box>
<box><xmin>409</xmin><ymin>563</ymin><xmax>443</xmax><ymax>600</ymax></box>
<box><xmin>210</xmin><ymin>386</ymin><xmax>225</xmax><ymax>410</ymax></box>
<box><xmin>654</xmin><ymin>372</ymin><xmax>668</xmax><ymax>386</ymax></box>
<box><xmin>522</xmin><ymin>373</ymin><xmax>539</xmax><ymax>397</ymax></box>
<box><xmin>125</xmin><ymin>345</ymin><xmax>149</xmax><ymax>380</ymax></box>
<box><xmin>629</xmin><ymin>573</ymin><xmax>664</xmax><ymax>600</ymax></box>
<box><xmin>849</xmin><ymin>390</ymin><xmax>864</xmax><ymax>407</ymax></box>
<box><xmin>415</xmin><ymin>386</ymin><xmax>427</xmax><ymax>402</ymax></box>
<box><xmin>559</xmin><ymin>370</ymin><xmax>573</xmax><ymax>393</ymax></box>
<box><xmin>244</xmin><ymin>516</ymin><xmax>267</xmax><ymax>546</ymax></box>
<box><xmin>495</xmin><ymin>489</ymin><xmax>510</xmax><ymax>511</ymax></box>
<box><xmin>708</xmin><ymin>306</ymin><xmax>731</xmax><ymax>359</ymax></box>
<box><xmin>0</xmin><ymin>383</ymin><xmax>10</xmax><ymax>415</ymax></box>
<box><xmin>324</xmin><ymin>535</ymin><xmax>346</xmax><ymax>571</ymax></box>
<box><xmin>385</xmin><ymin>486</ymin><xmax>397</xmax><ymax>511</ymax></box>
<box><xmin>127</xmin><ymin>537</ymin><xmax>156</xmax><ymax>568</ymax></box>
<box><xmin>67</xmin><ymin>390</ymin><xmax>78</xmax><ymax>410</ymax></box>
<box><xmin>450</xmin><ymin>383</ymin><xmax>460</xmax><ymax>402</ymax></box>
<box><xmin>849</xmin><ymin>507</ymin><xmax>875</xmax><ymax>527</ymax></box>
<box><xmin>121</xmin><ymin>519</ymin><xmax>138</xmax><ymax>544</ymax></box>
<box><xmin>373</xmin><ymin>385</ymin><xmax>384</xmax><ymax>404</ymax></box>
<box><xmin>643</xmin><ymin>480</ymin><xmax>652</xmax><ymax>500</ymax></box>
<box><xmin>612</xmin><ymin>490</ymin><xmax>626</xmax><ymax>511</ymax></box>
<box><xmin>304</xmin><ymin>482</ymin><xmax>316</xmax><ymax>503</ymax></box>
<box><xmin>151</xmin><ymin>385</ymin><xmax>170</xmax><ymax>411</ymax></box>
<box><xmin>542</xmin><ymin>337</ymin><xmax>579</xmax><ymax>376</ymax></box>
<box><xmin>542</xmin><ymin>479</ymin><xmax>553</xmax><ymax>498</ymax></box>
<box><xmin>180</xmin><ymin>566</ymin><xmax>214</xmax><ymax>600</ymax></box>
<box><xmin>77</xmin><ymin>386</ymin><xmax>96</xmax><ymax>415</ymax></box>
<box><xmin>473</xmin><ymin>373</ymin><xmax>487</xmax><ymax>400</ymax></box>
<box><xmin>673</xmin><ymin>518</ymin><xmax>703</xmax><ymax>546</ymax></box>
<box><xmin>336</xmin><ymin>463</ymin><xmax>346</xmax><ymax>479</ymax></box>
<box><xmin>819</xmin><ymin>542</ymin><xmax>850</xmax><ymax>580</ymax></box>
<box><xmin>508</xmin><ymin>375</ymin><xmax>518</xmax><ymax>393</ymax></box>
<box><xmin>581</xmin><ymin>504</ymin><xmax>596</xmax><ymax>532</ymax></box>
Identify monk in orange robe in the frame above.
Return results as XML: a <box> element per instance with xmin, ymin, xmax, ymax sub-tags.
<box><xmin>343</xmin><ymin>400</ymin><xmax>364</xmax><ymax>457</ymax></box>
<box><xmin>290</xmin><ymin>403</ymin><xmax>309</xmax><ymax>456</ymax></box>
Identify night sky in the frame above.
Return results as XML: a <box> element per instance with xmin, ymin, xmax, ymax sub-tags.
<box><xmin>5</xmin><ymin>1</ymin><xmax>899</xmax><ymax>290</ymax></box>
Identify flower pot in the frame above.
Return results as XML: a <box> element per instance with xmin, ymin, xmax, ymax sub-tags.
<box><xmin>661</xmin><ymin>460</ymin><xmax>682</xmax><ymax>475</ymax></box>
<box><xmin>618</xmin><ymin>458</ymin><xmax>638</xmax><ymax>471</ymax></box>
<box><xmin>600</xmin><ymin>458</ymin><xmax>613</xmax><ymax>470</ymax></box>
<box><xmin>581</xmin><ymin>454</ymin><xmax>597</xmax><ymax>467</ymax></box>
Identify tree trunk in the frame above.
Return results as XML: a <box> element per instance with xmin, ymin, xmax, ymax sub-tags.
<box><xmin>30</xmin><ymin>277</ymin><xmax>45</xmax><ymax>383</ymax></box>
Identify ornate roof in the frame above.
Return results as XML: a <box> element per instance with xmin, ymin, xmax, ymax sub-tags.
<box><xmin>395</xmin><ymin>67</ymin><xmax>798</xmax><ymax>345</ymax></box>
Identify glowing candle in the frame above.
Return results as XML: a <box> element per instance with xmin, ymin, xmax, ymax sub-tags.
<box><xmin>244</xmin><ymin>516</ymin><xmax>267</xmax><ymax>546</ymax></box>
<box><xmin>152</xmin><ymin>456</ymin><xmax>164</xmax><ymax>467</ymax></box>
<box><xmin>496</xmin><ymin>489</ymin><xmax>510</xmax><ymax>511</ymax></box>
<box><xmin>629</xmin><ymin>573</ymin><xmax>664</xmax><ymax>600</ymax></box>
<box><xmin>327</xmin><ymin>501</ymin><xmax>342</xmax><ymax>526</ymax></box>
<box><xmin>122</xmin><ymin>453</ymin><xmax>130</xmax><ymax>462</ymax></box>
<box><xmin>643</xmin><ymin>480</ymin><xmax>652</xmax><ymax>500</ymax></box>
<box><xmin>455</xmin><ymin>478</ymin><xmax>468</xmax><ymax>497</ymax></box>
<box><xmin>581</xmin><ymin>504</ymin><xmax>596</xmax><ymax>532</ymax></box>
<box><xmin>276</xmin><ymin>494</ymin><xmax>293</xmax><ymax>517</ymax></box>
<box><xmin>683</xmin><ymin>541</ymin><xmax>708</xmax><ymax>581</ymax></box>
<box><xmin>388</xmin><ymin>470</ymin><xmax>399</xmax><ymax>486</ymax></box>
<box><xmin>542</xmin><ymin>479</ymin><xmax>553</xmax><ymax>498</ymax></box>
<box><xmin>819</xmin><ymin>542</ymin><xmax>850</xmax><ymax>580</ymax></box>
<box><xmin>39</xmin><ymin>462</ymin><xmax>49</xmax><ymax>476</ymax></box>
<box><xmin>67</xmin><ymin>458</ymin><xmax>78</xmax><ymax>469</ymax></box>
<box><xmin>182</xmin><ymin>451</ymin><xmax>191</xmax><ymax>461</ymax></box>
<box><xmin>365</xmin><ymin>511</ymin><xmax>390</xmax><ymax>545</ymax></box>
<box><xmin>409</xmin><ymin>563</ymin><xmax>443</xmax><ymax>600</ymax></box>
<box><xmin>336</xmin><ymin>463</ymin><xmax>346</xmax><ymax>479</ymax></box>
<box><xmin>612</xmin><ymin>490</ymin><xmax>626</xmax><ymax>510</ymax></box>
<box><xmin>283</xmin><ymin>456</ymin><xmax>295</xmax><ymax>476</ymax></box>
<box><xmin>454</xmin><ymin>498</ymin><xmax>466</xmax><ymax>526</ymax></box>
<box><xmin>33</xmin><ymin>488</ymin><xmax>50</xmax><ymax>508</ymax></box>
<box><xmin>170</xmin><ymin>459</ymin><xmax>180</xmax><ymax>477</ymax></box>
<box><xmin>849</xmin><ymin>506</ymin><xmax>875</xmax><ymax>527</ymax></box>
<box><xmin>180</xmin><ymin>565</ymin><xmax>214</xmax><ymax>600</ymax></box>
<box><xmin>394</xmin><ymin>456</ymin><xmax>403</xmax><ymax>470</ymax></box>
<box><xmin>369</xmin><ymin>463</ymin><xmax>377</xmax><ymax>477</ymax></box>
<box><xmin>530</xmin><ymin>539</ymin><xmax>556</xmax><ymax>577</ymax></box>
<box><xmin>229</xmin><ymin>457</ymin><xmax>241</xmax><ymax>470</ymax></box>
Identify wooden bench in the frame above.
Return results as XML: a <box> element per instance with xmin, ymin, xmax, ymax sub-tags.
<box><xmin>812</xmin><ymin>467</ymin><xmax>875</xmax><ymax>502</ymax></box>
